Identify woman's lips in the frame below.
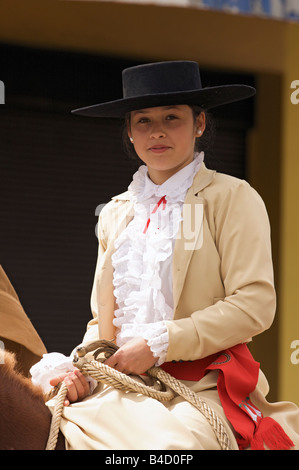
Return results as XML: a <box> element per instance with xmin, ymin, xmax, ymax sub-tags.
<box><xmin>149</xmin><ymin>145</ymin><xmax>171</xmax><ymax>154</ymax></box>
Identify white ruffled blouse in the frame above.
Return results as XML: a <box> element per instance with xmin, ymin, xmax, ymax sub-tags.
<box><xmin>30</xmin><ymin>152</ymin><xmax>204</xmax><ymax>391</ymax></box>
<box><xmin>112</xmin><ymin>152</ymin><xmax>204</xmax><ymax>365</ymax></box>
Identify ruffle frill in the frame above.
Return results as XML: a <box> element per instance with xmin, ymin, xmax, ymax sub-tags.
<box><xmin>111</xmin><ymin>152</ymin><xmax>204</xmax><ymax>365</ymax></box>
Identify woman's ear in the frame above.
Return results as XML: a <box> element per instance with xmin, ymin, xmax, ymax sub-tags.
<box><xmin>126</xmin><ymin>116</ymin><xmax>133</xmax><ymax>143</ymax></box>
<box><xmin>195</xmin><ymin>111</ymin><xmax>206</xmax><ymax>137</ymax></box>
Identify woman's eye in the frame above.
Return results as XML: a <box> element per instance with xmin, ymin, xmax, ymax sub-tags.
<box><xmin>166</xmin><ymin>114</ymin><xmax>178</xmax><ymax>120</ymax></box>
<box><xmin>135</xmin><ymin>114</ymin><xmax>178</xmax><ymax>124</ymax></box>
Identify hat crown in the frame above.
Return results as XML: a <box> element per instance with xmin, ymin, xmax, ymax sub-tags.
<box><xmin>122</xmin><ymin>61</ymin><xmax>202</xmax><ymax>99</ymax></box>
<box><xmin>72</xmin><ymin>60</ymin><xmax>255</xmax><ymax>118</ymax></box>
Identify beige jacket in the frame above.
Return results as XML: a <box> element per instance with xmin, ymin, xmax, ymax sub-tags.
<box><xmin>83</xmin><ymin>163</ymin><xmax>276</xmax><ymax>363</ymax></box>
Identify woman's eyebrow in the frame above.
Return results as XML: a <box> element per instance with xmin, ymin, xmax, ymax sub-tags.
<box><xmin>163</xmin><ymin>106</ymin><xmax>180</xmax><ymax>110</ymax></box>
<box><xmin>132</xmin><ymin>106</ymin><xmax>181</xmax><ymax>116</ymax></box>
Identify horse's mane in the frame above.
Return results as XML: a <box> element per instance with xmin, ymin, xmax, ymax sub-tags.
<box><xmin>0</xmin><ymin>349</ymin><xmax>54</xmax><ymax>449</ymax></box>
<box><xmin>0</xmin><ymin>349</ymin><xmax>66</xmax><ymax>450</ymax></box>
<box><xmin>0</xmin><ymin>349</ymin><xmax>44</xmax><ymax>400</ymax></box>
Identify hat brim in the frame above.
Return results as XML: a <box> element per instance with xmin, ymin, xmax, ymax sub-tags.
<box><xmin>71</xmin><ymin>84</ymin><xmax>255</xmax><ymax>118</ymax></box>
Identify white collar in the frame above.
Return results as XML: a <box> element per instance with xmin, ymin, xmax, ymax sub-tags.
<box><xmin>128</xmin><ymin>152</ymin><xmax>204</xmax><ymax>204</ymax></box>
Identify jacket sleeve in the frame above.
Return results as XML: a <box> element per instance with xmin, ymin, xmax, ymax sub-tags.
<box><xmin>81</xmin><ymin>209</ymin><xmax>108</xmax><ymax>346</ymax></box>
<box><xmin>165</xmin><ymin>179</ymin><xmax>276</xmax><ymax>362</ymax></box>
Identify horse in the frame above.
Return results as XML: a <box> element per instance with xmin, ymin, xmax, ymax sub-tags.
<box><xmin>0</xmin><ymin>349</ymin><xmax>65</xmax><ymax>450</ymax></box>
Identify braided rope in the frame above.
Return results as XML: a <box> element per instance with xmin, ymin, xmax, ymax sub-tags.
<box><xmin>45</xmin><ymin>382</ymin><xmax>68</xmax><ymax>450</ymax></box>
<box><xmin>45</xmin><ymin>340</ymin><xmax>233</xmax><ymax>450</ymax></box>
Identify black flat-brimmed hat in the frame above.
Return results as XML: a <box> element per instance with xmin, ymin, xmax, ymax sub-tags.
<box><xmin>72</xmin><ymin>61</ymin><xmax>255</xmax><ymax>118</ymax></box>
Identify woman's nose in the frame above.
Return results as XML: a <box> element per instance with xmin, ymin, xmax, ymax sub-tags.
<box><xmin>150</xmin><ymin>128</ymin><xmax>166</xmax><ymax>139</ymax></box>
<box><xmin>149</xmin><ymin>120</ymin><xmax>166</xmax><ymax>139</ymax></box>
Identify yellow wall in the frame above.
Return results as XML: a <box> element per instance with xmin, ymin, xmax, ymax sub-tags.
<box><xmin>0</xmin><ymin>0</ymin><xmax>287</xmax><ymax>74</ymax></box>
<box><xmin>1</xmin><ymin>0</ymin><xmax>299</xmax><ymax>403</ymax></box>
<box><xmin>279</xmin><ymin>24</ymin><xmax>299</xmax><ymax>405</ymax></box>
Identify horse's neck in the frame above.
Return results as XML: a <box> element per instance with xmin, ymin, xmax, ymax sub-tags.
<box><xmin>0</xmin><ymin>351</ymin><xmax>52</xmax><ymax>450</ymax></box>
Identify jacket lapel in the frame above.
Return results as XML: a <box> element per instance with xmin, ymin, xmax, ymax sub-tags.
<box><xmin>172</xmin><ymin>164</ymin><xmax>215</xmax><ymax>310</ymax></box>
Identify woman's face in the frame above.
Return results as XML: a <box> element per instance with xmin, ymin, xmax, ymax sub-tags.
<box><xmin>128</xmin><ymin>105</ymin><xmax>205</xmax><ymax>184</ymax></box>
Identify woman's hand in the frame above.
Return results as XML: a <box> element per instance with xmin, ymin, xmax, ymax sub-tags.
<box><xmin>49</xmin><ymin>369</ymin><xmax>90</xmax><ymax>406</ymax></box>
<box><xmin>104</xmin><ymin>337</ymin><xmax>157</xmax><ymax>375</ymax></box>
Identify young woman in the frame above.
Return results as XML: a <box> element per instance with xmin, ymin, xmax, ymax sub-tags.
<box><xmin>31</xmin><ymin>61</ymin><xmax>299</xmax><ymax>450</ymax></box>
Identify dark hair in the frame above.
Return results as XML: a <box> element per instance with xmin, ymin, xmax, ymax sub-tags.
<box><xmin>121</xmin><ymin>105</ymin><xmax>215</xmax><ymax>163</ymax></box>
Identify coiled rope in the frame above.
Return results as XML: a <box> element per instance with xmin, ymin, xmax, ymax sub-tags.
<box><xmin>45</xmin><ymin>340</ymin><xmax>233</xmax><ymax>450</ymax></box>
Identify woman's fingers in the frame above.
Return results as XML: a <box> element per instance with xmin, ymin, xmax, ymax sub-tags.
<box><xmin>64</xmin><ymin>370</ymin><xmax>89</xmax><ymax>404</ymax></box>
<box><xmin>49</xmin><ymin>373</ymin><xmax>69</xmax><ymax>387</ymax></box>
<box><xmin>104</xmin><ymin>337</ymin><xmax>156</xmax><ymax>375</ymax></box>
<box><xmin>73</xmin><ymin>369</ymin><xmax>90</xmax><ymax>397</ymax></box>
<box><xmin>49</xmin><ymin>369</ymin><xmax>90</xmax><ymax>405</ymax></box>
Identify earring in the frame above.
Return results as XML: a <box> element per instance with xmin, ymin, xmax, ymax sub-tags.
<box><xmin>197</xmin><ymin>130</ymin><xmax>202</xmax><ymax>135</ymax></box>
<box><xmin>129</xmin><ymin>137</ymin><xmax>134</xmax><ymax>143</ymax></box>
